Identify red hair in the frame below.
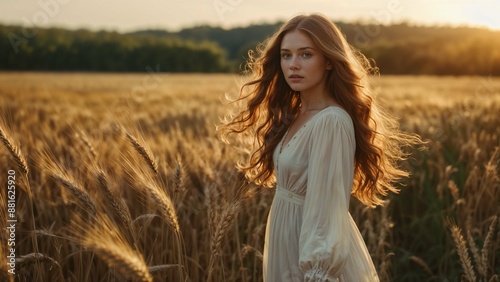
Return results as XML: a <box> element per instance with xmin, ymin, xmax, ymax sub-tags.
<box><xmin>220</xmin><ymin>13</ymin><xmax>421</xmax><ymax>207</ymax></box>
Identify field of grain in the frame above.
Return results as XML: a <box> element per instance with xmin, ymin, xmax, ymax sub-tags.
<box><xmin>0</xmin><ymin>72</ymin><xmax>499</xmax><ymax>281</ymax></box>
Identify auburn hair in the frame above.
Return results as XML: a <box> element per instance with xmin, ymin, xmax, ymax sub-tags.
<box><xmin>219</xmin><ymin>13</ymin><xmax>421</xmax><ymax>208</ymax></box>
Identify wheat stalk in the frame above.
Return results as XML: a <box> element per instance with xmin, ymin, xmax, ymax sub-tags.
<box><xmin>204</xmin><ymin>183</ymin><xmax>218</xmax><ymax>234</ymax></box>
<box><xmin>16</xmin><ymin>253</ymin><xmax>60</xmax><ymax>269</ymax></box>
<box><xmin>447</xmin><ymin>180</ymin><xmax>459</xmax><ymax>203</ymax></box>
<box><xmin>207</xmin><ymin>200</ymin><xmax>241</xmax><ymax>281</ymax></box>
<box><xmin>466</xmin><ymin>228</ymin><xmax>486</xmax><ymax>278</ymax></box>
<box><xmin>51</xmin><ymin>173</ymin><xmax>97</xmax><ymax>217</ymax></box>
<box><xmin>74</xmin><ymin>214</ymin><xmax>152</xmax><ymax>282</ymax></box>
<box><xmin>0</xmin><ymin>127</ymin><xmax>29</xmax><ymax>175</ymax></box>
<box><xmin>145</xmin><ymin>184</ymin><xmax>180</xmax><ymax>232</ymax></box>
<box><xmin>132</xmin><ymin>214</ymin><xmax>159</xmax><ymax>225</ymax></box>
<box><xmin>96</xmin><ymin>169</ymin><xmax>132</xmax><ymax>231</ymax></box>
<box><xmin>131</xmin><ymin>214</ymin><xmax>160</xmax><ymax>240</ymax></box>
<box><xmin>173</xmin><ymin>155</ymin><xmax>185</xmax><ymax>192</ymax></box>
<box><xmin>241</xmin><ymin>244</ymin><xmax>263</xmax><ymax>260</ymax></box>
<box><xmin>125</xmin><ymin>132</ymin><xmax>158</xmax><ymax>175</ymax></box>
<box><xmin>488</xmin><ymin>274</ymin><xmax>499</xmax><ymax>282</ymax></box>
<box><xmin>449</xmin><ymin>222</ymin><xmax>477</xmax><ymax>282</ymax></box>
<box><xmin>0</xmin><ymin>125</ymin><xmax>40</xmax><ymax>269</ymax></box>
<box><xmin>86</xmin><ymin>243</ymin><xmax>152</xmax><ymax>282</ymax></box>
<box><xmin>122</xmin><ymin>154</ymin><xmax>180</xmax><ymax>232</ymax></box>
<box><xmin>409</xmin><ymin>256</ymin><xmax>433</xmax><ymax>276</ymax></box>
<box><xmin>34</xmin><ymin>229</ymin><xmax>60</xmax><ymax>239</ymax></box>
<box><xmin>149</xmin><ymin>264</ymin><xmax>179</xmax><ymax>274</ymax></box>
<box><xmin>481</xmin><ymin>216</ymin><xmax>498</xmax><ymax>277</ymax></box>
<box><xmin>77</xmin><ymin>130</ymin><xmax>97</xmax><ymax>158</ymax></box>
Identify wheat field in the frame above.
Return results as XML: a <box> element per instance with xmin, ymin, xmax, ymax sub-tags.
<box><xmin>0</xmin><ymin>72</ymin><xmax>499</xmax><ymax>281</ymax></box>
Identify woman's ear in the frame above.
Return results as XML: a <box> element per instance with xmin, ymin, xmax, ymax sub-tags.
<box><xmin>326</xmin><ymin>61</ymin><xmax>333</xmax><ymax>70</ymax></box>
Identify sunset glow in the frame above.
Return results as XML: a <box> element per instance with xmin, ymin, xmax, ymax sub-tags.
<box><xmin>1</xmin><ymin>0</ymin><xmax>499</xmax><ymax>31</ymax></box>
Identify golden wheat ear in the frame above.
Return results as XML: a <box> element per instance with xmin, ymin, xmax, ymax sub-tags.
<box><xmin>95</xmin><ymin>169</ymin><xmax>133</xmax><ymax>230</ymax></box>
<box><xmin>125</xmin><ymin>132</ymin><xmax>159</xmax><ymax>175</ymax></box>
<box><xmin>50</xmin><ymin>173</ymin><xmax>98</xmax><ymax>217</ymax></box>
<box><xmin>39</xmin><ymin>148</ymin><xmax>99</xmax><ymax>217</ymax></box>
<box><xmin>76</xmin><ymin>129</ymin><xmax>97</xmax><ymax>158</ymax></box>
<box><xmin>121</xmin><ymin>151</ymin><xmax>180</xmax><ymax>233</ymax></box>
<box><xmin>16</xmin><ymin>253</ymin><xmax>61</xmax><ymax>271</ymax></box>
<box><xmin>72</xmin><ymin>214</ymin><xmax>153</xmax><ymax>282</ymax></box>
<box><xmin>148</xmin><ymin>264</ymin><xmax>180</xmax><ymax>274</ymax></box>
<box><xmin>143</xmin><ymin>182</ymin><xmax>180</xmax><ymax>232</ymax></box>
<box><xmin>173</xmin><ymin>155</ymin><xmax>186</xmax><ymax>192</ymax></box>
<box><xmin>446</xmin><ymin>218</ymin><xmax>477</xmax><ymax>282</ymax></box>
<box><xmin>0</xmin><ymin>126</ymin><xmax>29</xmax><ymax>176</ymax></box>
<box><xmin>207</xmin><ymin>200</ymin><xmax>241</xmax><ymax>282</ymax></box>
<box><xmin>481</xmin><ymin>216</ymin><xmax>498</xmax><ymax>278</ymax></box>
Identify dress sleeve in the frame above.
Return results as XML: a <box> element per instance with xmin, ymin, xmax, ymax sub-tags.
<box><xmin>299</xmin><ymin>111</ymin><xmax>356</xmax><ymax>281</ymax></box>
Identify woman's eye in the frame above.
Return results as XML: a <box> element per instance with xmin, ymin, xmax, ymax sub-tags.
<box><xmin>301</xmin><ymin>52</ymin><xmax>311</xmax><ymax>58</ymax></box>
<box><xmin>281</xmin><ymin>53</ymin><xmax>291</xmax><ymax>59</ymax></box>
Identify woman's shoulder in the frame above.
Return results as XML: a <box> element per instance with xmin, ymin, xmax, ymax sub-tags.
<box><xmin>313</xmin><ymin>106</ymin><xmax>353</xmax><ymax>128</ymax></box>
<box><xmin>306</xmin><ymin>106</ymin><xmax>355</xmax><ymax>147</ymax></box>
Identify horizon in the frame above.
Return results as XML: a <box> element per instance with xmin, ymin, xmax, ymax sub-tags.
<box><xmin>2</xmin><ymin>0</ymin><xmax>499</xmax><ymax>33</ymax></box>
<box><xmin>1</xmin><ymin>18</ymin><xmax>499</xmax><ymax>34</ymax></box>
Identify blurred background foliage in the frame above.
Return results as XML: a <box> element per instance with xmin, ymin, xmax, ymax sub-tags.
<box><xmin>2</xmin><ymin>21</ymin><xmax>500</xmax><ymax>75</ymax></box>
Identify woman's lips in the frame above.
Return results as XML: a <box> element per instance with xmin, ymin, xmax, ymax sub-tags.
<box><xmin>289</xmin><ymin>75</ymin><xmax>303</xmax><ymax>82</ymax></box>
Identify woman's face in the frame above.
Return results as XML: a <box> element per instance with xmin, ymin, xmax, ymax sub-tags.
<box><xmin>280</xmin><ymin>30</ymin><xmax>332</xmax><ymax>94</ymax></box>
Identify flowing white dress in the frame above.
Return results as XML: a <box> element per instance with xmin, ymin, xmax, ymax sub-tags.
<box><xmin>263</xmin><ymin>106</ymin><xmax>379</xmax><ymax>281</ymax></box>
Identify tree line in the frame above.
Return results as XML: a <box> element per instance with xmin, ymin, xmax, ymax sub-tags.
<box><xmin>1</xmin><ymin>26</ymin><xmax>228</xmax><ymax>72</ymax></box>
<box><xmin>2</xmin><ymin>22</ymin><xmax>500</xmax><ymax>75</ymax></box>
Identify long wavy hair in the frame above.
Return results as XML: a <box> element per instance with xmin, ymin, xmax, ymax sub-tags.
<box><xmin>220</xmin><ymin>13</ymin><xmax>421</xmax><ymax>207</ymax></box>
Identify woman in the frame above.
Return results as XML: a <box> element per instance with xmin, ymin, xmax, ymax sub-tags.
<box><xmin>221</xmin><ymin>13</ymin><xmax>419</xmax><ymax>281</ymax></box>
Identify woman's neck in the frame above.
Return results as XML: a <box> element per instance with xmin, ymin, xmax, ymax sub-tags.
<box><xmin>299</xmin><ymin>90</ymin><xmax>337</xmax><ymax>114</ymax></box>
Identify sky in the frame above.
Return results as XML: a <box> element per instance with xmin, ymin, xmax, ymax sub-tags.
<box><xmin>1</xmin><ymin>0</ymin><xmax>500</xmax><ymax>32</ymax></box>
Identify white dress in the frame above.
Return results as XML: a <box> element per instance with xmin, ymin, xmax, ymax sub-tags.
<box><xmin>263</xmin><ymin>106</ymin><xmax>379</xmax><ymax>281</ymax></box>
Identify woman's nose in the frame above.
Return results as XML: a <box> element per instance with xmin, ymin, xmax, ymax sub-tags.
<box><xmin>289</xmin><ymin>56</ymin><xmax>300</xmax><ymax>70</ymax></box>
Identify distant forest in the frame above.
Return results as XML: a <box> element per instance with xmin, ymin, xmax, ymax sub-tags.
<box><xmin>2</xmin><ymin>21</ymin><xmax>500</xmax><ymax>75</ymax></box>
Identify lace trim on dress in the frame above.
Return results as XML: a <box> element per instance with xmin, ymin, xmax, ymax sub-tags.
<box><xmin>304</xmin><ymin>267</ymin><xmax>340</xmax><ymax>282</ymax></box>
